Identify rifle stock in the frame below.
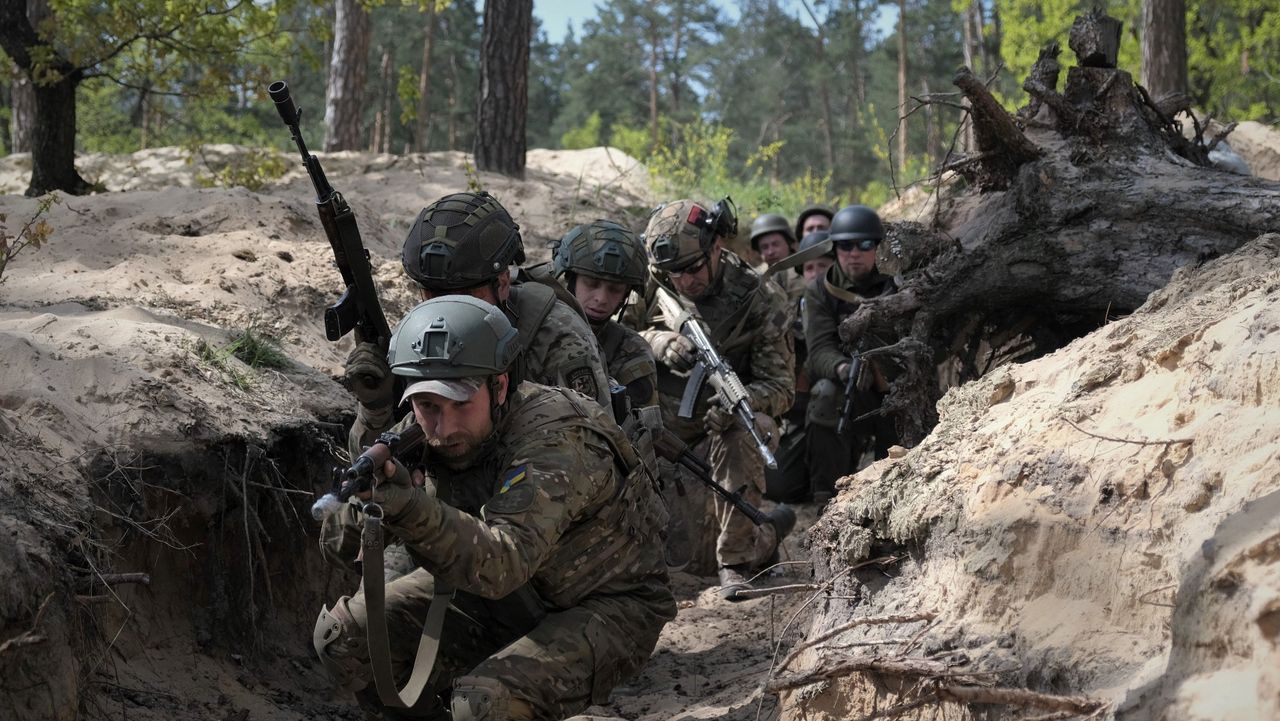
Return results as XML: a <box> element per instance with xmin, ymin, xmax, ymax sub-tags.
<box><xmin>268</xmin><ymin>79</ymin><xmax>391</xmax><ymax>349</ymax></box>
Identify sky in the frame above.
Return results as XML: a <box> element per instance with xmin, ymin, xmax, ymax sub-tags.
<box><xmin>532</xmin><ymin>0</ymin><xmax>893</xmax><ymax>45</ymax></box>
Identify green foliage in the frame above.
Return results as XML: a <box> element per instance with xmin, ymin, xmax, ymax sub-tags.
<box><xmin>397</xmin><ymin>64</ymin><xmax>421</xmax><ymax>125</ymax></box>
<box><xmin>0</xmin><ymin>194</ymin><xmax>59</xmax><ymax>284</ymax></box>
<box><xmin>1188</xmin><ymin>0</ymin><xmax>1280</xmax><ymax>118</ymax></box>
<box><xmin>193</xmin><ymin>148</ymin><xmax>289</xmax><ymax>191</ymax></box>
<box><xmin>561</xmin><ymin>111</ymin><xmax>604</xmax><ymax>149</ymax></box>
<box><xmin>194</xmin><ymin>325</ymin><xmax>290</xmax><ymax>391</ymax></box>
<box><xmin>609</xmin><ymin>122</ymin><xmax>650</xmax><ymax>160</ymax></box>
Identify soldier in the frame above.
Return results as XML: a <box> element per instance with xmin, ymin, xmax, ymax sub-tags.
<box><xmin>314</xmin><ymin>296</ymin><xmax>676</xmax><ymax>721</ymax></box>
<box><xmin>793</xmin><ymin>203</ymin><xmax>834</xmax><ymax>243</ymax></box>
<box><xmin>749</xmin><ymin>213</ymin><xmax>807</xmax><ymax>303</ymax></box>
<box><xmin>803</xmin><ymin>205</ymin><xmax>900</xmax><ymax>502</ymax></box>
<box><xmin>633</xmin><ymin>198</ymin><xmax>797</xmax><ymax>599</ymax></box>
<box><xmin>344</xmin><ymin>191</ymin><xmax>612</xmax><ymax>455</ymax></box>
<box><xmin>762</xmin><ymin>230</ymin><xmax>836</xmax><ymax>503</ymax></box>
<box><xmin>549</xmin><ymin>219</ymin><xmax>657</xmax><ymax>409</ymax></box>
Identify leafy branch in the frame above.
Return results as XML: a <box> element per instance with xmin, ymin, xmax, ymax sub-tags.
<box><xmin>0</xmin><ymin>193</ymin><xmax>59</xmax><ymax>283</ymax></box>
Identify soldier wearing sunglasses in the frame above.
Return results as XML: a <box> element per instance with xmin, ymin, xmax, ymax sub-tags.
<box><xmin>802</xmin><ymin>205</ymin><xmax>901</xmax><ymax>502</ymax></box>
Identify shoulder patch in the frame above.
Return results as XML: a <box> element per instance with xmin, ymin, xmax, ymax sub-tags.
<box><xmin>486</xmin><ymin>470</ymin><xmax>537</xmax><ymax>515</ymax></box>
<box><xmin>565</xmin><ymin>366</ymin><xmax>598</xmax><ymax>398</ymax></box>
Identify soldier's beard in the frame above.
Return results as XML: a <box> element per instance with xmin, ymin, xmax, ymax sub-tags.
<box><xmin>425</xmin><ymin>430</ymin><xmax>487</xmax><ymax>468</ymax></box>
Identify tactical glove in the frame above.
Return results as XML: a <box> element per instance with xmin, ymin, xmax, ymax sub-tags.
<box><xmin>704</xmin><ymin>397</ymin><xmax>734</xmax><ymax>433</ymax></box>
<box><xmin>344</xmin><ymin>342</ymin><xmax>394</xmax><ymax>409</ymax></box>
<box><xmin>651</xmin><ymin>331</ymin><xmax>697</xmax><ymax>372</ymax></box>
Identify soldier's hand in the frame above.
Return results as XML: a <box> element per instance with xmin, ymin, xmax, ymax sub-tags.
<box><xmin>704</xmin><ymin>398</ymin><xmax>735</xmax><ymax>433</ymax></box>
<box><xmin>354</xmin><ymin>459</ymin><xmax>420</xmax><ymax>521</ymax></box>
<box><xmin>652</xmin><ymin>331</ymin><xmax>697</xmax><ymax>372</ymax></box>
<box><xmin>344</xmin><ymin>342</ymin><xmax>394</xmax><ymax>408</ymax></box>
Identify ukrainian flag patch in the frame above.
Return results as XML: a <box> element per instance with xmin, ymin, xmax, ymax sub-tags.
<box><xmin>499</xmin><ymin>465</ymin><xmax>527</xmax><ymax>494</ymax></box>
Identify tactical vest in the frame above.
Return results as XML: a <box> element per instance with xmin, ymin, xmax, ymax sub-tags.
<box><xmin>505</xmin><ymin>283</ymin><xmax>558</xmax><ymax>389</ymax></box>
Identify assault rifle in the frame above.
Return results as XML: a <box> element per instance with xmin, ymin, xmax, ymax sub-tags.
<box><xmin>653</xmin><ymin>428</ymin><xmax>772</xmax><ymax>526</ymax></box>
<box><xmin>652</xmin><ymin>287</ymin><xmax>778</xmax><ymax>469</ymax></box>
<box><xmin>268</xmin><ymin>80</ymin><xmax>391</xmax><ymax>350</ymax></box>
<box><xmin>836</xmin><ymin>354</ymin><xmax>864</xmax><ymax>436</ymax></box>
<box><xmin>311</xmin><ymin>425</ymin><xmax>426</xmax><ymax>519</ymax></box>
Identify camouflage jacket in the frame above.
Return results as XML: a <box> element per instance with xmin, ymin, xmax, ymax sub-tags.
<box><xmin>803</xmin><ymin>265</ymin><xmax>898</xmax><ymax>383</ymax></box>
<box><xmin>597</xmin><ymin>319</ymin><xmax>659</xmax><ymax>409</ymax></box>
<box><xmin>325</xmin><ymin>383</ymin><xmax>675</xmax><ymax>613</ymax></box>
<box><xmin>349</xmin><ymin>283</ymin><xmax>611</xmax><ymax>455</ymax></box>
<box><xmin>631</xmin><ymin>250</ymin><xmax>795</xmax><ymax>432</ymax></box>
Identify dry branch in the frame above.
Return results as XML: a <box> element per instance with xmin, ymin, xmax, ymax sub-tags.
<box><xmin>0</xmin><ymin>592</ymin><xmax>54</xmax><ymax>656</ymax></box>
<box><xmin>766</xmin><ymin>656</ymin><xmax>954</xmax><ymax>694</ymax></box>
<box><xmin>776</xmin><ymin>611</ymin><xmax>937</xmax><ymax>674</ymax></box>
<box><xmin>937</xmin><ymin>684</ymin><xmax>1105</xmax><ymax>714</ymax></box>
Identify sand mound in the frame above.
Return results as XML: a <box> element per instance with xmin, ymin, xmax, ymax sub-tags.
<box><xmin>776</xmin><ymin>234</ymin><xmax>1280</xmax><ymax>719</ymax></box>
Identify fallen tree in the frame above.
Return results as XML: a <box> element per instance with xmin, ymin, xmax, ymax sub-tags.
<box><xmin>856</xmin><ymin>10</ymin><xmax>1280</xmax><ymax>446</ymax></box>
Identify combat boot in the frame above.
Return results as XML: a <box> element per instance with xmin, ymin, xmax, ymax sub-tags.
<box><xmin>762</xmin><ymin>504</ymin><xmax>798</xmax><ymax>569</ymax></box>
<box><xmin>717</xmin><ymin>564</ymin><xmax>752</xmax><ymax>601</ymax></box>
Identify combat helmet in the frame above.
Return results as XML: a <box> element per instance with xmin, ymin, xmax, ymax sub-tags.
<box><xmin>793</xmin><ymin>203</ymin><xmax>835</xmax><ymax>241</ymax></box>
<box><xmin>644</xmin><ymin>197</ymin><xmax>738</xmax><ymax>273</ymax></box>
<box><xmin>402</xmin><ymin>191</ymin><xmax>526</xmax><ymax>291</ymax></box>
<box><xmin>749</xmin><ymin>213</ymin><xmax>795</xmax><ymax>252</ymax></box>
<box><xmin>388</xmin><ymin>296</ymin><xmax>520</xmax><ymax>392</ymax></box>
<box><xmin>553</xmin><ymin>219</ymin><xmax>648</xmax><ymax>290</ymax></box>
<box><xmin>790</xmin><ymin>230</ymin><xmax>833</xmax><ymax>276</ymax></box>
<box><xmin>827</xmin><ymin>204</ymin><xmax>885</xmax><ymax>243</ymax></box>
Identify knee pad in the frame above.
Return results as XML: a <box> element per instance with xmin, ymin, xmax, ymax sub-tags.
<box><xmin>451</xmin><ymin>676</ymin><xmax>527</xmax><ymax>721</ymax></box>
<box><xmin>312</xmin><ymin>598</ymin><xmax>370</xmax><ymax>692</ymax></box>
<box><xmin>807</xmin><ymin>378</ymin><xmax>841</xmax><ymax>428</ymax></box>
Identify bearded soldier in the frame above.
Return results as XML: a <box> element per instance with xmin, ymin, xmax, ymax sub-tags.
<box><xmin>631</xmin><ymin>198</ymin><xmax>797</xmax><ymax>599</ymax></box>
<box><xmin>314</xmin><ymin>296</ymin><xmax>675</xmax><ymax>720</ymax></box>
<box><xmin>344</xmin><ymin>191</ymin><xmax>612</xmax><ymax>455</ymax></box>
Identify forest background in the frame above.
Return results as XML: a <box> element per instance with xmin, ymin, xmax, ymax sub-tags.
<box><xmin>1</xmin><ymin>0</ymin><xmax>1277</xmax><ymax>216</ymax></box>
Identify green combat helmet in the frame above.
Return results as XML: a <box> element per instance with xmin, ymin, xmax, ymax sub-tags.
<box><xmin>388</xmin><ymin>296</ymin><xmax>521</xmax><ymax>397</ymax></box>
<box><xmin>793</xmin><ymin>203</ymin><xmax>835</xmax><ymax>242</ymax></box>
<box><xmin>402</xmin><ymin>191</ymin><xmax>526</xmax><ymax>291</ymax></box>
<box><xmin>553</xmin><ymin>219</ymin><xmax>649</xmax><ymax>290</ymax></box>
<box><xmin>790</xmin><ymin>229</ymin><xmax>833</xmax><ymax>276</ymax></box>
<box><xmin>748</xmin><ymin>213</ymin><xmax>795</xmax><ymax>252</ymax></box>
<box><xmin>643</xmin><ymin>197</ymin><xmax>738</xmax><ymax>273</ymax></box>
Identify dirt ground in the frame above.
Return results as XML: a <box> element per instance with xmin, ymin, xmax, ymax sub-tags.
<box><xmin>1</xmin><ymin>142</ymin><xmax>1277</xmax><ymax>721</ymax></box>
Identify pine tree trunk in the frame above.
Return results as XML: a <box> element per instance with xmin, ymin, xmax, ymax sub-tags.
<box><xmin>414</xmin><ymin>4</ymin><xmax>437</xmax><ymax>153</ymax></box>
<box><xmin>1140</xmin><ymin>0</ymin><xmax>1187</xmax><ymax>100</ymax></box>
<box><xmin>897</xmin><ymin>0</ymin><xmax>908</xmax><ymax>168</ymax></box>
<box><xmin>323</xmin><ymin>0</ymin><xmax>370</xmax><ymax>152</ymax></box>
<box><xmin>475</xmin><ymin>0</ymin><xmax>531</xmax><ymax>178</ymax></box>
<box><xmin>371</xmin><ymin>44</ymin><xmax>392</xmax><ymax>153</ymax></box>
<box><xmin>648</xmin><ymin>28</ymin><xmax>660</xmax><ymax>150</ymax></box>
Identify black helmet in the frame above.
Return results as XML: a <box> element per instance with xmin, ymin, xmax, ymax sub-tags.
<box><xmin>793</xmin><ymin>203</ymin><xmax>834</xmax><ymax>241</ymax></box>
<box><xmin>827</xmin><ymin>205</ymin><xmax>885</xmax><ymax>243</ymax></box>
<box><xmin>402</xmin><ymin>191</ymin><xmax>526</xmax><ymax>291</ymax></box>
<box><xmin>553</xmin><ymin>219</ymin><xmax>648</xmax><ymax>290</ymax></box>
<box><xmin>748</xmin><ymin>213</ymin><xmax>795</xmax><ymax>252</ymax></box>
<box><xmin>791</xmin><ymin>230</ymin><xmax>833</xmax><ymax>276</ymax></box>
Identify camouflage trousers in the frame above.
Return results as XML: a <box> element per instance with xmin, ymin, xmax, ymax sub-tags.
<box><xmin>320</xmin><ymin>554</ymin><xmax>670</xmax><ymax>721</ymax></box>
<box><xmin>706</xmin><ymin>425</ymin><xmax>779</xmax><ymax>569</ymax></box>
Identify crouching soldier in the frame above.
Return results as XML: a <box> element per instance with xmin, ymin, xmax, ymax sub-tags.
<box><xmin>314</xmin><ymin>296</ymin><xmax>676</xmax><ymax>720</ymax></box>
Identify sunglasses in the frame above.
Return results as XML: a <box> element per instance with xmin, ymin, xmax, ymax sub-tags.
<box><xmin>834</xmin><ymin>238</ymin><xmax>879</xmax><ymax>252</ymax></box>
<box><xmin>667</xmin><ymin>256</ymin><xmax>708</xmax><ymax>277</ymax></box>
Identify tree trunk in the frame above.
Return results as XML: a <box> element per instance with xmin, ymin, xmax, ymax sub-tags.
<box><xmin>1140</xmin><ymin>0</ymin><xmax>1188</xmax><ymax>101</ymax></box>
<box><xmin>475</xmin><ymin>0</ymin><xmax>531</xmax><ymax>178</ymax></box>
<box><xmin>647</xmin><ymin>26</ymin><xmax>660</xmax><ymax>150</ymax></box>
<box><xmin>896</xmin><ymin>0</ymin><xmax>908</xmax><ymax>168</ymax></box>
<box><xmin>371</xmin><ymin>44</ymin><xmax>392</xmax><ymax>153</ymax></box>
<box><xmin>840</xmin><ymin>11</ymin><xmax>1280</xmax><ymax>447</ymax></box>
<box><xmin>414</xmin><ymin>3</ymin><xmax>438</xmax><ymax>153</ymax></box>
<box><xmin>0</xmin><ymin>0</ymin><xmax>89</xmax><ymax>195</ymax></box>
<box><xmin>447</xmin><ymin>50</ymin><xmax>459</xmax><ymax>150</ymax></box>
<box><xmin>323</xmin><ymin>0</ymin><xmax>370</xmax><ymax>152</ymax></box>
<box><xmin>10</xmin><ymin>71</ymin><xmax>34</xmax><ymax>153</ymax></box>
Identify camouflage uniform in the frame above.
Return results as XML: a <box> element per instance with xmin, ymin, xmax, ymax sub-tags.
<box><xmin>320</xmin><ymin>382</ymin><xmax>675</xmax><ymax>720</ymax></box>
<box><xmin>804</xmin><ymin>262</ymin><xmax>900</xmax><ymax>495</ymax></box>
<box><xmin>634</xmin><ymin>243</ymin><xmax>794</xmax><ymax>570</ymax></box>
<box><xmin>350</xmin><ymin>284</ymin><xmax>611</xmax><ymax>454</ymax></box>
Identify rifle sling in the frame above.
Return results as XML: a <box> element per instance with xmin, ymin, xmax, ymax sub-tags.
<box><xmin>361</xmin><ymin>508</ymin><xmax>454</xmax><ymax>709</ymax></box>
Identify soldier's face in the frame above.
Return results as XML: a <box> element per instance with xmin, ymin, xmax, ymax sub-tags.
<box><xmin>410</xmin><ymin>374</ymin><xmax>509</xmax><ymax>467</ymax></box>
<box><xmin>575</xmin><ymin>275</ymin><xmax>630</xmax><ymax>323</ymax></box>
<box><xmin>669</xmin><ymin>246</ymin><xmax>721</xmax><ymax>300</ymax></box>
<box><xmin>756</xmin><ymin>234</ymin><xmax>792</xmax><ymax>266</ymax></box>
<box><xmin>803</xmin><ymin>257</ymin><xmax>835</xmax><ymax>284</ymax></box>
<box><xmin>836</xmin><ymin>244</ymin><xmax>877</xmax><ymax>281</ymax></box>
<box><xmin>802</xmin><ymin>214</ymin><xmax>831</xmax><ymax>236</ymax></box>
